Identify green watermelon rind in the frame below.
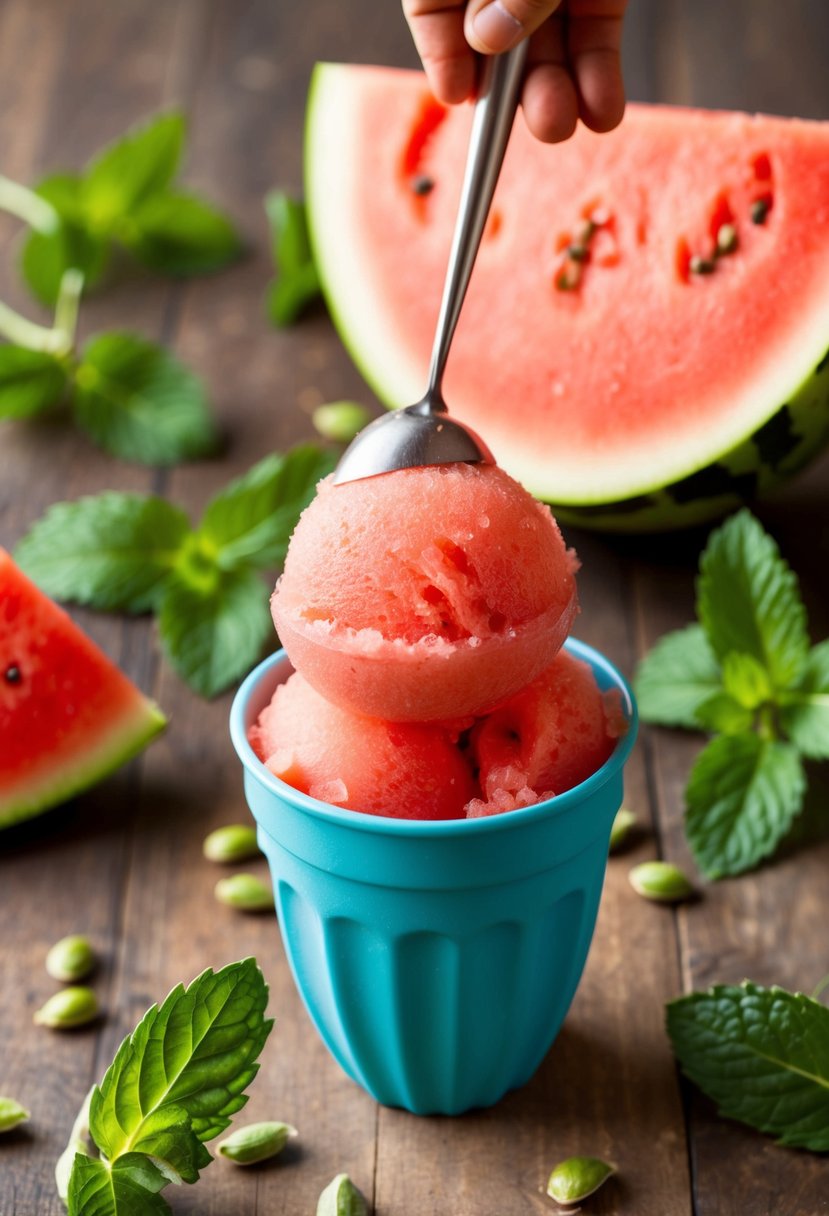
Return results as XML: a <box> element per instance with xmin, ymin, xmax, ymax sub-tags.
<box><xmin>554</xmin><ymin>350</ymin><xmax>829</xmax><ymax>531</ymax></box>
<box><xmin>0</xmin><ymin>698</ymin><xmax>167</xmax><ymax>830</ymax></box>
<box><xmin>305</xmin><ymin>64</ymin><xmax>829</xmax><ymax>532</ymax></box>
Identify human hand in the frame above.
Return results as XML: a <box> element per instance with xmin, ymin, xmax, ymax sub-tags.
<box><xmin>402</xmin><ymin>0</ymin><xmax>628</xmax><ymax>143</ymax></box>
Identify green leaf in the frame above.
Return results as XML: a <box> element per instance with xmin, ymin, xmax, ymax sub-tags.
<box><xmin>722</xmin><ymin>652</ymin><xmax>773</xmax><ymax>709</ymax></box>
<box><xmin>90</xmin><ymin>960</ymin><xmax>272</xmax><ymax>1170</ymax></box>
<box><xmin>19</xmin><ymin>174</ymin><xmax>109</xmax><ymax>306</ymax></box>
<box><xmin>685</xmin><ymin>733</ymin><xmax>806</xmax><ymax>878</ymax></box>
<box><xmin>634</xmin><ymin>624</ymin><xmax>722</xmax><ymax>729</ymax></box>
<box><xmin>158</xmin><ymin>565</ymin><xmax>272</xmax><ymax>696</ymax></box>
<box><xmin>68</xmin><ymin>1153</ymin><xmax>172</xmax><ymax>1216</ymax></box>
<box><xmin>780</xmin><ymin>639</ymin><xmax>829</xmax><ymax>759</ymax></box>
<box><xmin>698</xmin><ymin>510</ymin><xmax>810</xmax><ymax>690</ymax></box>
<box><xmin>694</xmin><ymin>692</ymin><xmax>753</xmax><ymax>735</ymax></box>
<box><xmin>667</xmin><ymin>982</ymin><xmax>829</xmax><ymax>1152</ymax></box>
<box><xmin>265</xmin><ymin>191</ymin><xmax>321</xmax><ymax>326</ymax></box>
<box><xmin>0</xmin><ymin>346</ymin><xmax>68</xmax><ymax>418</ymax></box>
<box><xmin>15</xmin><ymin>493</ymin><xmax>190</xmax><ymax>613</ymax></box>
<box><xmin>73</xmin><ymin>332</ymin><xmax>216</xmax><ymax>465</ymax></box>
<box><xmin>125</xmin><ymin>190</ymin><xmax>242</xmax><ymax>275</ymax></box>
<box><xmin>82</xmin><ymin>112</ymin><xmax>185</xmax><ymax>231</ymax></box>
<box><xmin>198</xmin><ymin>444</ymin><xmax>335</xmax><ymax>571</ymax></box>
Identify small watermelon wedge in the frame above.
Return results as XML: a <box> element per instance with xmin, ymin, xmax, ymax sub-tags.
<box><xmin>306</xmin><ymin>66</ymin><xmax>829</xmax><ymax>531</ymax></box>
<box><xmin>0</xmin><ymin>548</ymin><xmax>165</xmax><ymax>829</ymax></box>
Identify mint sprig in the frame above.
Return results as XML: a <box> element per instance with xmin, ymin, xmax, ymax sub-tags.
<box><xmin>64</xmin><ymin>958</ymin><xmax>273</xmax><ymax>1216</ymax></box>
<box><xmin>15</xmin><ymin>443</ymin><xmax>335</xmax><ymax>696</ymax></box>
<box><xmin>19</xmin><ymin>112</ymin><xmax>241</xmax><ymax>305</ymax></box>
<box><xmin>0</xmin><ymin>257</ymin><xmax>216</xmax><ymax>465</ymax></box>
<box><xmin>634</xmin><ymin>510</ymin><xmax>828</xmax><ymax>879</ymax></box>
<box><xmin>265</xmin><ymin>191</ymin><xmax>321</xmax><ymax>327</ymax></box>
<box><xmin>667</xmin><ymin>982</ymin><xmax>829</xmax><ymax>1152</ymax></box>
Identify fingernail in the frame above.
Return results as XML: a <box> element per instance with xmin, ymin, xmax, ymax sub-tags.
<box><xmin>470</xmin><ymin>1</ymin><xmax>524</xmax><ymax>52</ymax></box>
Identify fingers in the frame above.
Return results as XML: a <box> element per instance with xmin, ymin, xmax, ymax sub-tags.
<box><xmin>402</xmin><ymin>0</ymin><xmax>627</xmax><ymax>142</ymax></box>
<box><xmin>402</xmin><ymin>0</ymin><xmax>477</xmax><ymax>103</ymax></box>
<box><xmin>464</xmin><ymin>0</ymin><xmax>564</xmax><ymax>53</ymax></box>
<box><xmin>521</xmin><ymin>16</ymin><xmax>579</xmax><ymax>143</ymax></box>
<box><xmin>566</xmin><ymin>2</ymin><xmax>627</xmax><ymax>131</ymax></box>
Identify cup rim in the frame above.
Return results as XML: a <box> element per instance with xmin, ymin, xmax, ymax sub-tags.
<box><xmin>230</xmin><ymin>638</ymin><xmax>638</xmax><ymax>839</ymax></box>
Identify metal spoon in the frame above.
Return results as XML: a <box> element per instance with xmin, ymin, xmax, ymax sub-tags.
<box><xmin>333</xmin><ymin>42</ymin><xmax>529</xmax><ymax>485</ymax></box>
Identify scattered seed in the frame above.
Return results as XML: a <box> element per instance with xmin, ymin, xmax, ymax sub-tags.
<box><xmin>218</xmin><ymin>1120</ymin><xmax>298</xmax><ymax>1165</ymax></box>
<box><xmin>567</xmin><ymin>242</ymin><xmax>590</xmax><ymax>263</ymax></box>
<box><xmin>715</xmin><ymin>223</ymin><xmax>738</xmax><ymax>255</ymax></box>
<box><xmin>609</xmin><ymin>808</ymin><xmax>637</xmax><ymax>854</ymax></box>
<box><xmin>203</xmin><ymin>824</ymin><xmax>261</xmax><ymax>864</ymax></box>
<box><xmin>629</xmin><ymin>860</ymin><xmax>694</xmax><ymax>903</ymax></box>
<box><xmin>555</xmin><ymin>263</ymin><xmax>583</xmax><ymax>291</ymax></box>
<box><xmin>4</xmin><ymin>664</ymin><xmax>21</xmax><ymax>684</ymax></box>
<box><xmin>317</xmin><ymin>1174</ymin><xmax>368</xmax><ymax>1216</ymax></box>
<box><xmin>214</xmin><ymin>873</ymin><xmax>274</xmax><ymax>912</ymax></box>
<box><xmin>0</xmin><ymin>1097</ymin><xmax>30</xmax><ymax>1133</ymax></box>
<box><xmin>312</xmin><ymin>401</ymin><xmax>372</xmax><ymax>444</ymax></box>
<box><xmin>689</xmin><ymin>255</ymin><xmax>716</xmax><ymax>276</ymax></box>
<box><xmin>410</xmin><ymin>174</ymin><xmax>434</xmax><ymax>196</ymax></box>
<box><xmin>751</xmin><ymin>197</ymin><xmax>770</xmax><ymax>225</ymax></box>
<box><xmin>46</xmin><ymin>935</ymin><xmax>96</xmax><ymax>983</ymax></box>
<box><xmin>546</xmin><ymin>1156</ymin><xmax>616</xmax><ymax>1206</ymax></box>
<box><xmin>33</xmin><ymin>987</ymin><xmax>99</xmax><ymax>1030</ymax></box>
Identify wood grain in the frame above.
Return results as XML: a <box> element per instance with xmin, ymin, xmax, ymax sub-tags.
<box><xmin>2</xmin><ymin>1</ymin><xmax>828</xmax><ymax>1214</ymax></box>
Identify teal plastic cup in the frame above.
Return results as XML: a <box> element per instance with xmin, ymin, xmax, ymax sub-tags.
<box><xmin>230</xmin><ymin>638</ymin><xmax>637</xmax><ymax>1116</ymax></box>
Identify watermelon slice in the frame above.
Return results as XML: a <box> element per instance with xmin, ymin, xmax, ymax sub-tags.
<box><xmin>306</xmin><ymin>66</ymin><xmax>829</xmax><ymax>530</ymax></box>
<box><xmin>0</xmin><ymin>549</ymin><xmax>166</xmax><ymax>828</ymax></box>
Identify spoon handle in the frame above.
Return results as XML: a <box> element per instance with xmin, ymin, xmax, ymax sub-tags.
<box><xmin>425</xmin><ymin>41</ymin><xmax>529</xmax><ymax>404</ymax></box>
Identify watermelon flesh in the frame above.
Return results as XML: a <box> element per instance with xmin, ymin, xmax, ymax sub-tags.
<box><xmin>0</xmin><ymin>549</ymin><xmax>166</xmax><ymax>828</ymax></box>
<box><xmin>306</xmin><ymin>66</ymin><xmax>829</xmax><ymax>530</ymax></box>
<box><xmin>271</xmin><ymin>462</ymin><xmax>578</xmax><ymax>721</ymax></box>
<box><xmin>250</xmin><ymin>650</ymin><xmax>618</xmax><ymax>820</ymax></box>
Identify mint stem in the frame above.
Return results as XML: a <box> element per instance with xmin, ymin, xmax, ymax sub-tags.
<box><xmin>54</xmin><ymin>269</ymin><xmax>84</xmax><ymax>350</ymax></box>
<box><xmin>0</xmin><ymin>174</ymin><xmax>60</xmax><ymax>235</ymax></box>
<box><xmin>0</xmin><ymin>298</ymin><xmax>72</xmax><ymax>355</ymax></box>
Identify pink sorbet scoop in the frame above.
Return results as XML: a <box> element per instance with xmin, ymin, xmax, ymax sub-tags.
<box><xmin>270</xmin><ymin>462</ymin><xmax>579</xmax><ymax>722</ymax></box>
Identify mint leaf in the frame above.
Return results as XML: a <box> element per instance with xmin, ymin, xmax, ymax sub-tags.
<box><xmin>19</xmin><ymin>174</ymin><xmax>109</xmax><ymax>306</ymax></box>
<box><xmin>265</xmin><ymin>191</ymin><xmax>321</xmax><ymax>326</ymax></box>
<box><xmin>68</xmin><ymin>1154</ymin><xmax>172</xmax><ymax>1216</ymax></box>
<box><xmin>73</xmin><ymin>333</ymin><xmax>216</xmax><ymax>464</ymax></box>
<box><xmin>82</xmin><ymin>112</ymin><xmax>184</xmax><ymax>231</ymax></box>
<box><xmin>698</xmin><ymin>510</ymin><xmax>809</xmax><ymax>690</ymax></box>
<box><xmin>127</xmin><ymin>190</ymin><xmax>241</xmax><ymax>275</ymax></box>
<box><xmin>667</xmin><ymin>982</ymin><xmax>829</xmax><ymax>1152</ymax></box>
<box><xmin>198</xmin><ymin>444</ymin><xmax>335</xmax><ymax>570</ymax></box>
<box><xmin>694</xmin><ymin>692</ymin><xmax>753</xmax><ymax>735</ymax></box>
<box><xmin>158</xmin><ymin>566</ymin><xmax>271</xmax><ymax>696</ymax></box>
<box><xmin>14</xmin><ymin>493</ymin><xmax>190</xmax><ymax>613</ymax></box>
<box><xmin>722</xmin><ymin>651</ymin><xmax>773</xmax><ymax>709</ymax></box>
<box><xmin>685</xmin><ymin>733</ymin><xmax>806</xmax><ymax>877</ymax></box>
<box><xmin>780</xmin><ymin>639</ymin><xmax>829</xmax><ymax>760</ymax></box>
<box><xmin>90</xmin><ymin>959</ymin><xmax>272</xmax><ymax>1164</ymax></box>
<box><xmin>634</xmin><ymin>624</ymin><xmax>722</xmax><ymax>729</ymax></box>
<box><xmin>0</xmin><ymin>346</ymin><xmax>68</xmax><ymax>417</ymax></box>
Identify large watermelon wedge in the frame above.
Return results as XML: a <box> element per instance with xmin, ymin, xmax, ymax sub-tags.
<box><xmin>0</xmin><ymin>549</ymin><xmax>166</xmax><ymax>828</ymax></box>
<box><xmin>306</xmin><ymin>65</ymin><xmax>829</xmax><ymax>531</ymax></box>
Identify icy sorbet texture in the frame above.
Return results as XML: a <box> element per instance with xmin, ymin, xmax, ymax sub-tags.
<box><xmin>271</xmin><ymin>463</ymin><xmax>579</xmax><ymax>721</ymax></box>
<box><xmin>249</xmin><ymin>462</ymin><xmax>622</xmax><ymax>820</ymax></box>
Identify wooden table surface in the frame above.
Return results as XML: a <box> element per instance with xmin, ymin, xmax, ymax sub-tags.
<box><xmin>1</xmin><ymin>2</ymin><xmax>828</xmax><ymax>1213</ymax></box>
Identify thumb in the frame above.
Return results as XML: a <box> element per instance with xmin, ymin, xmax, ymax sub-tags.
<box><xmin>464</xmin><ymin>0</ymin><xmax>563</xmax><ymax>53</ymax></box>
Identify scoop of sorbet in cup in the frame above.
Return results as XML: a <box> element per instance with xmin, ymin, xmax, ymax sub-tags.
<box><xmin>271</xmin><ymin>463</ymin><xmax>578</xmax><ymax>722</ymax></box>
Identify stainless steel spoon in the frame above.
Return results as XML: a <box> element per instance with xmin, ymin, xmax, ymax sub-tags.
<box><xmin>333</xmin><ymin>42</ymin><xmax>529</xmax><ymax>485</ymax></box>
